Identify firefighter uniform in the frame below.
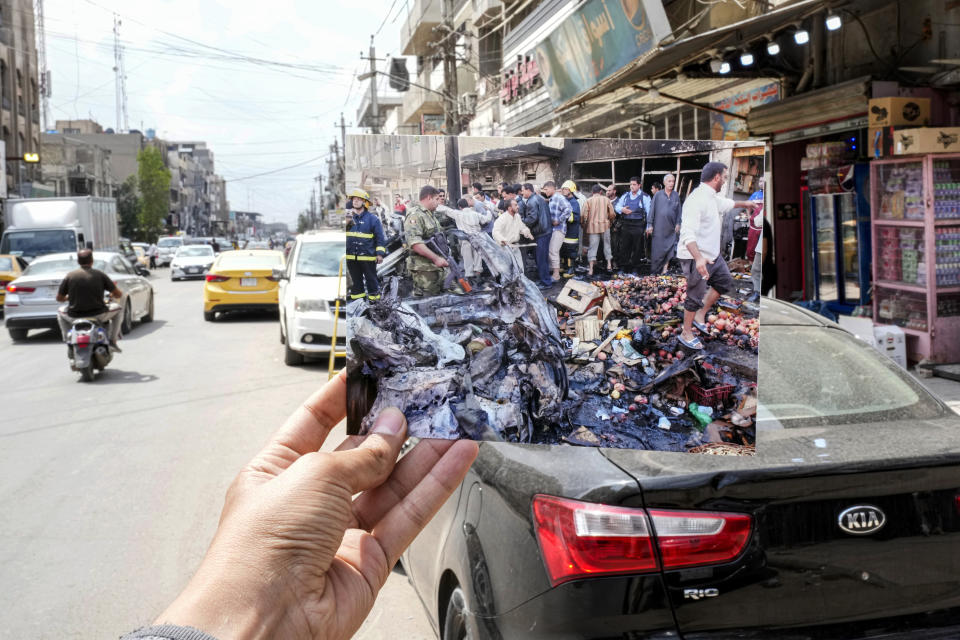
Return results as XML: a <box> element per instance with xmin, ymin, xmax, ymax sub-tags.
<box><xmin>346</xmin><ymin>190</ymin><xmax>387</xmax><ymax>301</ymax></box>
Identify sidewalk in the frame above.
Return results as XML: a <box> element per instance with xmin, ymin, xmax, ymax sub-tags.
<box><xmin>912</xmin><ymin>369</ymin><xmax>960</xmax><ymax>416</ymax></box>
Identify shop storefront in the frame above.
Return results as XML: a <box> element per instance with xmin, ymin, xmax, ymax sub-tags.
<box><xmin>747</xmin><ymin>77</ymin><xmax>871</xmax><ymax>305</ymax></box>
<box><xmin>871</xmin><ymin>154</ymin><xmax>960</xmax><ymax>363</ymax></box>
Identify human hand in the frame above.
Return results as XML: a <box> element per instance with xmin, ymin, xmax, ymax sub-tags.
<box><xmin>433</xmin><ymin>257</ymin><xmax>449</xmax><ymax>268</ymax></box>
<box><xmin>623</xmin><ymin>207</ymin><xmax>632</xmax><ymax>215</ymax></box>
<box><xmin>696</xmin><ymin>256</ymin><xmax>709</xmax><ymax>277</ymax></box>
<box><xmin>376</xmin><ymin>255</ymin><xmax>383</xmax><ymax>264</ymax></box>
<box><xmin>154</xmin><ymin>371</ymin><xmax>479</xmax><ymax>640</ymax></box>
<box><xmin>646</xmin><ymin>228</ymin><xmax>653</xmax><ymax>237</ymax></box>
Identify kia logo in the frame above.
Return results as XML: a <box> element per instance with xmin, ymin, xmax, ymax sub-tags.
<box><xmin>837</xmin><ymin>505</ymin><xmax>886</xmax><ymax>535</ymax></box>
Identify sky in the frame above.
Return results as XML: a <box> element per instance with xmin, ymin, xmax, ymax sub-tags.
<box><xmin>43</xmin><ymin>0</ymin><xmax>403</xmax><ymax>228</ymax></box>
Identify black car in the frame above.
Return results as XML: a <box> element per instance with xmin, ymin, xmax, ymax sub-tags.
<box><xmin>401</xmin><ymin>297</ymin><xmax>960</xmax><ymax>639</ymax></box>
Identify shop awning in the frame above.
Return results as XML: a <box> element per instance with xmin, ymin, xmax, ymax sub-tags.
<box><xmin>746</xmin><ymin>76</ymin><xmax>870</xmax><ymax>139</ymax></box>
<box><xmin>557</xmin><ymin>0</ymin><xmax>830</xmax><ymax>111</ymax></box>
<box><xmin>460</xmin><ymin>142</ymin><xmax>563</xmax><ymax>167</ymax></box>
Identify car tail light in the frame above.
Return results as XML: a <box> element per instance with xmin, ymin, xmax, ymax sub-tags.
<box><xmin>532</xmin><ymin>495</ymin><xmax>752</xmax><ymax>587</ymax></box>
<box><xmin>648</xmin><ymin>509</ymin><xmax>752</xmax><ymax>570</ymax></box>
<box><xmin>0</xmin><ymin>280</ymin><xmax>8</xmax><ymax>288</ymax></box>
<box><xmin>6</xmin><ymin>284</ymin><xmax>34</xmax><ymax>293</ymax></box>
<box><xmin>267</xmin><ymin>274</ymin><xmax>282</xmax><ymax>282</ymax></box>
<box><xmin>205</xmin><ymin>274</ymin><xmax>229</xmax><ymax>282</ymax></box>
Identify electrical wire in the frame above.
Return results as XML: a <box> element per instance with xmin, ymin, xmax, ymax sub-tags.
<box><xmin>224</xmin><ymin>156</ymin><xmax>326</xmax><ymax>183</ymax></box>
<box><xmin>375</xmin><ymin>0</ymin><xmax>402</xmax><ymax>37</ymax></box>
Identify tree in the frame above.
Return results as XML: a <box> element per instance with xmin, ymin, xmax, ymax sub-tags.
<box><xmin>137</xmin><ymin>147</ymin><xmax>170</xmax><ymax>241</ymax></box>
<box><xmin>116</xmin><ymin>175</ymin><xmax>141</xmax><ymax>240</ymax></box>
<box><xmin>297</xmin><ymin>212</ymin><xmax>311</xmax><ymax>234</ymax></box>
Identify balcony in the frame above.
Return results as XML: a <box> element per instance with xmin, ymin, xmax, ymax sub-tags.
<box><xmin>398</xmin><ymin>69</ymin><xmax>444</xmax><ymax>125</ymax></box>
<box><xmin>400</xmin><ymin>0</ymin><xmax>442</xmax><ymax>55</ymax></box>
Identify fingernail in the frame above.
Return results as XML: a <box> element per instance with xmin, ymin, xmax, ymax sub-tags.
<box><xmin>372</xmin><ymin>408</ymin><xmax>406</xmax><ymax>436</ymax></box>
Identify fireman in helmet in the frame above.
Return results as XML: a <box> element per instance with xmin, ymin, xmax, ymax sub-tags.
<box><xmin>345</xmin><ymin>188</ymin><xmax>388</xmax><ymax>301</ymax></box>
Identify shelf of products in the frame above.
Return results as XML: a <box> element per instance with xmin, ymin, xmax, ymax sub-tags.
<box><xmin>872</xmin><ymin>154</ymin><xmax>960</xmax><ymax>362</ymax></box>
<box><xmin>932</xmin><ymin>159</ymin><xmax>960</xmax><ymax>220</ymax></box>
<box><xmin>876</xmin><ymin>161</ymin><xmax>925</xmax><ymax>220</ymax></box>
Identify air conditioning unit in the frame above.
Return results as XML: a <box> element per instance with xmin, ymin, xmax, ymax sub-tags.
<box><xmin>460</xmin><ymin>93</ymin><xmax>478</xmax><ymax>116</ymax></box>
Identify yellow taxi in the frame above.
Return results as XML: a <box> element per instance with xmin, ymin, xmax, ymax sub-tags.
<box><xmin>203</xmin><ymin>249</ymin><xmax>285</xmax><ymax>321</ymax></box>
<box><xmin>0</xmin><ymin>254</ymin><xmax>26</xmax><ymax>308</ymax></box>
<box><xmin>133</xmin><ymin>245</ymin><xmax>150</xmax><ymax>268</ymax></box>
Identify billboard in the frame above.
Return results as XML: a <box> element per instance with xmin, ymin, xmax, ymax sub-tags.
<box><xmin>711</xmin><ymin>82</ymin><xmax>781</xmax><ymax>140</ymax></box>
<box><xmin>535</xmin><ymin>0</ymin><xmax>671</xmax><ymax>106</ymax></box>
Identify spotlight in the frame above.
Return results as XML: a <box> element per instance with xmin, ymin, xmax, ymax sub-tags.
<box><xmin>826</xmin><ymin>12</ymin><xmax>842</xmax><ymax>31</ymax></box>
<box><xmin>709</xmin><ymin>59</ymin><xmax>723</xmax><ymax>73</ymax></box>
<box><xmin>719</xmin><ymin>61</ymin><xmax>731</xmax><ymax>74</ymax></box>
<box><xmin>740</xmin><ymin>52</ymin><xmax>755</xmax><ymax>66</ymax></box>
<box><xmin>794</xmin><ymin>28</ymin><xmax>809</xmax><ymax>45</ymax></box>
<box><xmin>767</xmin><ymin>40</ymin><xmax>781</xmax><ymax>56</ymax></box>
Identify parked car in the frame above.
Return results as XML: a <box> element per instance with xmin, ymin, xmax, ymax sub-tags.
<box><xmin>156</xmin><ymin>235</ymin><xmax>184</xmax><ymax>267</ymax></box>
<box><xmin>0</xmin><ymin>253</ymin><xmax>28</xmax><ymax>312</ymax></box>
<box><xmin>3</xmin><ymin>251</ymin><xmax>154</xmax><ymax>342</ymax></box>
<box><xmin>400</xmin><ymin>297</ymin><xmax>960</xmax><ymax>639</ymax></box>
<box><xmin>132</xmin><ymin>244</ymin><xmax>150</xmax><ymax>269</ymax></box>
<box><xmin>277</xmin><ymin>230</ymin><xmax>345</xmax><ymax>365</ymax></box>
<box><xmin>202</xmin><ymin>250</ymin><xmax>285</xmax><ymax>321</ymax></box>
<box><xmin>170</xmin><ymin>245</ymin><xmax>216</xmax><ymax>281</ymax></box>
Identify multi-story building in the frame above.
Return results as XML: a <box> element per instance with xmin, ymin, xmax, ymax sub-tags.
<box><xmin>49</xmin><ymin>120</ymin><xmax>146</xmax><ymax>187</ymax></box>
<box><xmin>40</xmin><ymin>133</ymin><xmax>114</xmax><ymax>197</ymax></box>
<box><xmin>165</xmin><ymin>141</ymin><xmax>224</xmax><ymax>236</ymax></box>
<box><xmin>0</xmin><ymin>0</ymin><xmax>41</xmax><ymax>196</ymax></box>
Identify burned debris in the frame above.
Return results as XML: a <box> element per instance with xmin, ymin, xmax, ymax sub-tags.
<box><xmin>347</xmin><ymin>232</ymin><xmax>757</xmax><ymax>454</ymax></box>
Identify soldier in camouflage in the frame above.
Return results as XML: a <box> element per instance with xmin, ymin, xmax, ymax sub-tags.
<box><xmin>404</xmin><ymin>184</ymin><xmax>453</xmax><ymax>296</ymax></box>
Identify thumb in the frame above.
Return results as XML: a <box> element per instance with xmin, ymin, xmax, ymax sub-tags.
<box><xmin>325</xmin><ymin>408</ymin><xmax>408</xmax><ymax>494</ymax></box>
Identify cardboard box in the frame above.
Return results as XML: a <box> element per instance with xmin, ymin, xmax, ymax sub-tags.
<box><xmin>868</xmin><ymin>97</ymin><xmax>930</xmax><ymax>128</ymax></box>
<box><xmin>873</xmin><ymin>325</ymin><xmax>907</xmax><ymax>369</ymax></box>
<box><xmin>894</xmin><ymin>127</ymin><xmax>960</xmax><ymax>155</ymax></box>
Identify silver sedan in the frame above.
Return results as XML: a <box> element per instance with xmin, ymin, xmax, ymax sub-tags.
<box><xmin>3</xmin><ymin>251</ymin><xmax>155</xmax><ymax>342</ymax></box>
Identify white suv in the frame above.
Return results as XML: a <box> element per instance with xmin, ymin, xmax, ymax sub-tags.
<box><xmin>278</xmin><ymin>231</ymin><xmax>347</xmax><ymax>366</ymax></box>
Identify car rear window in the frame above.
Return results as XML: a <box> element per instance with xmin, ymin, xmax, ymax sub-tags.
<box><xmin>758</xmin><ymin>326</ymin><xmax>942</xmax><ymax>428</ymax></box>
<box><xmin>296</xmin><ymin>242</ymin><xmax>343</xmax><ymax>276</ymax></box>
<box><xmin>178</xmin><ymin>246</ymin><xmax>214</xmax><ymax>257</ymax></box>
<box><xmin>217</xmin><ymin>253</ymin><xmax>283</xmax><ymax>268</ymax></box>
<box><xmin>0</xmin><ymin>257</ymin><xmax>12</xmax><ymax>270</ymax></box>
<box><xmin>158</xmin><ymin>238</ymin><xmax>182</xmax><ymax>248</ymax></box>
<box><xmin>23</xmin><ymin>259</ymin><xmax>107</xmax><ymax>275</ymax></box>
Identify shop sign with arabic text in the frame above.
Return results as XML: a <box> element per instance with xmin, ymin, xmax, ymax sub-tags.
<box><xmin>710</xmin><ymin>82</ymin><xmax>781</xmax><ymax>140</ymax></box>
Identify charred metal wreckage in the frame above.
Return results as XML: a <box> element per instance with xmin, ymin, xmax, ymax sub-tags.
<box><xmin>347</xmin><ymin>229</ymin><xmax>758</xmax><ymax>453</ymax></box>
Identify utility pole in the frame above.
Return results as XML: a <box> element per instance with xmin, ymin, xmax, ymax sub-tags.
<box><xmin>444</xmin><ymin>136</ymin><xmax>460</xmax><ymax>199</ymax></box>
<box><xmin>112</xmin><ymin>14</ymin><xmax>129</xmax><ymax>132</ymax></box>
<box><xmin>439</xmin><ymin>0</ymin><xmax>459</xmax><ymax>135</ymax></box>
<box><xmin>358</xmin><ymin>36</ymin><xmax>381</xmax><ymax>134</ymax></box>
<box><xmin>35</xmin><ymin>0</ymin><xmax>51</xmax><ymax>132</ymax></box>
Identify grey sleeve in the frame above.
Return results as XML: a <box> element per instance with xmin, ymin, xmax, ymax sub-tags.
<box><xmin>120</xmin><ymin>624</ymin><xmax>220</xmax><ymax>640</ymax></box>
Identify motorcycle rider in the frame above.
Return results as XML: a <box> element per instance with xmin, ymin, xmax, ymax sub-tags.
<box><xmin>55</xmin><ymin>249</ymin><xmax>124</xmax><ymax>352</ymax></box>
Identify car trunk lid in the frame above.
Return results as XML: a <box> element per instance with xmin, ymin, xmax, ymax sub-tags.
<box><xmin>211</xmin><ymin>267</ymin><xmax>277</xmax><ymax>292</ymax></box>
<box><xmin>601</xmin><ymin>415</ymin><xmax>960</xmax><ymax>635</ymax></box>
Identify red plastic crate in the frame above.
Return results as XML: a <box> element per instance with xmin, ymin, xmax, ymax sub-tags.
<box><xmin>688</xmin><ymin>383</ymin><xmax>735</xmax><ymax>407</ymax></box>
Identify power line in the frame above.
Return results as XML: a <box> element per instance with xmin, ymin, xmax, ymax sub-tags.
<box><xmin>375</xmin><ymin>0</ymin><xmax>402</xmax><ymax>36</ymax></box>
<box><xmin>225</xmin><ymin>156</ymin><xmax>326</xmax><ymax>183</ymax></box>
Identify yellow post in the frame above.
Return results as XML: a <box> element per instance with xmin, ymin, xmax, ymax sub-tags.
<box><xmin>328</xmin><ymin>256</ymin><xmax>347</xmax><ymax>380</ymax></box>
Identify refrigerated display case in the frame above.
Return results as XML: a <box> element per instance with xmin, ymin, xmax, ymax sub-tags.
<box><xmin>809</xmin><ymin>163</ymin><xmax>872</xmax><ymax>313</ymax></box>
<box><xmin>871</xmin><ymin>154</ymin><xmax>960</xmax><ymax>362</ymax></box>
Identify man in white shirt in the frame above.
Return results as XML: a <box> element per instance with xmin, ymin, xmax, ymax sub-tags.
<box><xmin>492</xmin><ymin>198</ymin><xmax>533</xmax><ymax>271</ymax></box>
<box><xmin>445</xmin><ymin>197</ymin><xmax>492</xmax><ymax>276</ymax></box>
<box><xmin>676</xmin><ymin>162</ymin><xmax>761</xmax><ymax>350</ymax></box>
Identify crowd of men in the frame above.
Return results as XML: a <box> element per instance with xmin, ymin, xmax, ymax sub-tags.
<box><xmin>347</xmin><ymin>161</ymin><xmax>765</xmax><ymax>350</ymax></box>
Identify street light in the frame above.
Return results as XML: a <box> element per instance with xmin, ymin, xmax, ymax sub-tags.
<box><xmin>22</xmin><ymin>152</ymin><xmax>39</xmax><ymax>163</ymax></box>
<box><xmin>740</xmin><ymin>52</ymin><xmax>755</xmax><ymax>66</ymax></box>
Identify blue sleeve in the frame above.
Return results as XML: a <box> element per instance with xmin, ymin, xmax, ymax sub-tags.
<box><xmin>372</xmin><ymin>217</ymin><xmax>387</xmax><ymax>256</ymax></box>
<box><xmin>614</xmin><ymin>193</ymin><xmax>625</xmax><ymax>214</ymax></box>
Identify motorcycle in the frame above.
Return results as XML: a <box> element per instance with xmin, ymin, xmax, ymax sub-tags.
<box><xmin>65</xmin><ymin>315</ymin><xmax>114</xmax><ymax>382</ymax></box>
